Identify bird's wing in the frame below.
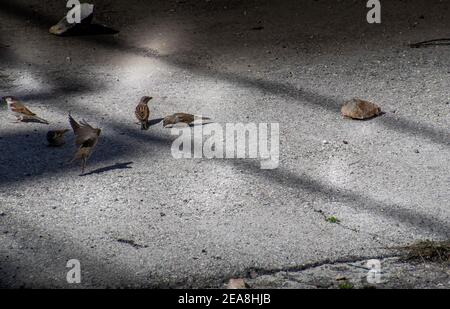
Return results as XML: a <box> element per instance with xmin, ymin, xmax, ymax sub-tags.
<box><xmin>75</xmin><ymin>127</ymin><xmax>99</xmax><ymax>146</ymax></box>
<box><xmin>177</xmin><ymin>113</ymin><xmax>195</xmax><ymax>123</ymax></box>
<box><xmin>11</xmin><ymin>101</ymin><xmax>36</xmax><ymax>116</ymax></box>
<box><xmin>69</xmin><ymin>115</ymin><xmax>81</xmax><ymax>133</ymax></box>
<box><xmin>80</xmin><ymin>119</ymin><xmax>96</xmax><ymax>130</ymax></box>
<box><xmin>70</xmin><ymin>116</ymin><xmax>98</xmax><ymax>146</ymax></box>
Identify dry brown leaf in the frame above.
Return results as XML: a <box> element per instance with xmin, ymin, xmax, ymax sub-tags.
<box><xmin>341</xmin><ymin>98</ymin><xmax>382</xmax><ymax>120</ymax></box>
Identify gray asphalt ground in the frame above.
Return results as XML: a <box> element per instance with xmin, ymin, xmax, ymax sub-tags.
<box><xmin>0</xmin><ymin>0</ymin><xmax>448</xmax><ymax>288</ymax></box>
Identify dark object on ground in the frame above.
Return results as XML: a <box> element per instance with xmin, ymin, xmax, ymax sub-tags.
<box><xmin>394</xmin><ymin>240</ymin><xmax>449</xmax><ymax>264</ymax></box>
<box><xmin>17</xmin><ymin>117</ymin><xmax>50</xmax><ymax>124</ymax></box>
<box><xmin>409</xmin><ymin>38</ymin><xmax>450</xmax><ymax>48</ymax></box>
<box><xmin>116</xmin><ymin>238</ymin><xmax>148</xmax><ymax>249</ymax></box>
<box><xmin>341</xmin><ymin>98</ymin><xmax>382</xmax><ymax>120</ymax></box>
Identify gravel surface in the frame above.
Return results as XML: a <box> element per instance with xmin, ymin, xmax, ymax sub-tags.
<box><xmin>0</xmin><ymin>0</ymin><xmax>449</xmax><ymax>288</ymax></box>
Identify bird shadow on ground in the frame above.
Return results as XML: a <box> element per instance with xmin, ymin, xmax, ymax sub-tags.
<box><xmin>14</xmin><ymin>118</ymin><xmax>50</xmax><ymax>125</ymax></box>
<box><xmin>188</xmin><ymin>122</ymin><xmax>214</xmax><ymax>127</ymax></box>
<box><xmin>148</xmin><ymin>118</ymin><xmax>164</xmax><ymax>127</ymax></box>
<box><xmin>55</xmin><ymin>24</ymin><xmax>119</xmax><ymax>37</ymax></box>
<box><xmin>80</xmin><ymin>161</ymin><xmax>133</xmax><ymax>176</ymax></box>
<box><xmin>409</xmin><ymin>38</ymin><xmax>450</xmax><ymax>48</ymax></box>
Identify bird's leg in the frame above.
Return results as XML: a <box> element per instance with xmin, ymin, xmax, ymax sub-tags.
<box><xmin>81</xmin><ymin>157</ymin><xmax>86</xmax><ymax>174</ymax></box>
<box><xmin>67</xmin><ymin>156</ymin><xmax>76</xmax><ymax>164</ymax></box>
<box><xmin>11</xmin><ymin>116</ymin><xmax>22</xmax><ymax>123</ymax></box>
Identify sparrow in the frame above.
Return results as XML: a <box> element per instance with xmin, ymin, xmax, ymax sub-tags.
<box><xmin>3</xmin><ymin>96</ymin><xmax>49</xmax><ymax>124</ymax></box>
<box><xmin>162</xmin><ymin>113</ymin><xmax>211</xmax><ymax>128</ymax></box>
<box><xmin>68</xmin><ymin>114</ymin><xmax>101</xmax><ymax>174</ymax></box>
<box><xmin>135</xmin><ymin>96</ymin><xmax>152</xmax><ymax>130</ymax></box>
<box><xmin>47</xmin><ymin>129</ymin><xmax>70</xmax><ymax>147</ymax></box>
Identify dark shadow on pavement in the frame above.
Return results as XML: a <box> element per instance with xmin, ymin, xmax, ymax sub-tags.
<box><xmin>228</xmin><ymin>160</ymin><xmax>450</xmax><ymax>238</ymax></box>
<box><xmin>148</xmin><ymin>118</ymin><xmax>164</xmax><ymax>127</ymax></box>
<box><xmin>55</xmin><ymin>23</ymin><xmax>119</xmax><ymax>37</ymax></box>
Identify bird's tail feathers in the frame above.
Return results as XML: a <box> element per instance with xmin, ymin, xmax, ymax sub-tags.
<box><xmin>194</xmin><ymin>116</ymin><xmax>211</xmax><ymax>122</ymax></box>
<box><xmin>26</xmin><ymin>115</ymin><xmax>49</xmax><ymax>124</ymax></box>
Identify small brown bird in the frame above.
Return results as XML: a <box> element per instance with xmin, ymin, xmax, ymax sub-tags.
<box><xmin>162</xmin><ymin>113</ymin><xmax>211</xmax><ymax>128</ymax></box>
<box><xmin>68</xmin><ymin>115</ymin><xmax>101</xmax><ymax>174</ymax></box>
<box><xmin>135</xmin><ymin>96</ymin><xmax>152</xmax><ymax>130</ymax></box>
<box><xmin>3</xmin><ymin>96</ymin><xmax>49</xmax><ymax>124</ymax></box>
<box><xmin>47</xmin><ymin>129</ymin><xmax>70</xmax><ymax>147</ymax></box>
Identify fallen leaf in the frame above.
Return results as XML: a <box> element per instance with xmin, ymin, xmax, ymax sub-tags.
<box><xmin>341</xmin><ymin>98</ymin><xmax>382</xmax><ymax>120</ymax></box>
